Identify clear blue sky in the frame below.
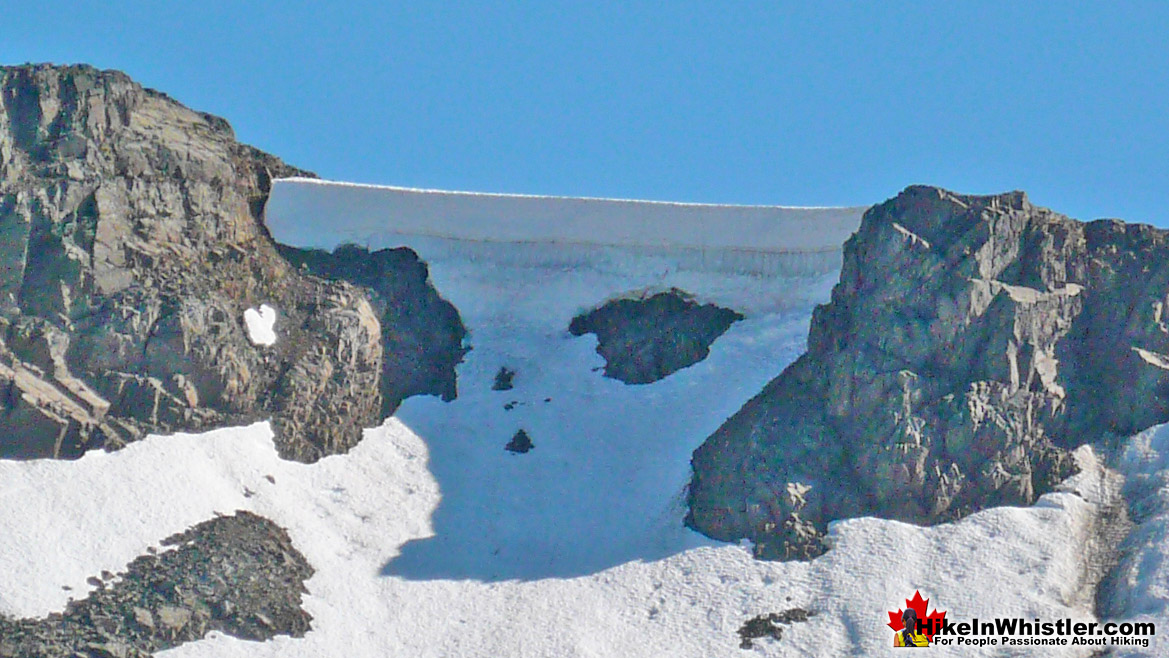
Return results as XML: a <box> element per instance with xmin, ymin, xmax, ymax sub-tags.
<box><xmin>5</xmin><ymin>2</ymin><xmax>1169</xmax><ymax>224</ymax></box>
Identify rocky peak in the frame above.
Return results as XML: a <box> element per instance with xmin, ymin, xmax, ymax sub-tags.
<box><xmin>0</xmin><ymin>64</ymin><xmax>463</xmax><ymax>461</ymax></box>
<box><xmin>687</xmin><ymin>184</ymin><xmax>1169</xmax><ymax>559</ymax></box>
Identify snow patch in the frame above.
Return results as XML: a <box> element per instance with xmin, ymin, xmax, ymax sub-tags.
<box><xmin>1102</xmin><ymin>423</ymin><xmax>1169</xmax><ymax>656</ymax></box>
<box><xmin>243</xmin><ymin>304</ymin><xmax>277</xmax><ymax>346</ymax></box>
<box><xmin>0</xmin><ymin>421</ymin><xmax>1131</xmax><ymax>658</ymax></box>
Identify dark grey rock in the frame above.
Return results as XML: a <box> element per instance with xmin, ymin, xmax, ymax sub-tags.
<box><xmin>569</xmin><ymin>289</ymin><xmax>742</xmax><ymax>385</ymax></box>
<box><xmin>688</xmin><ymin>185</ymin><xmax>1169</xmax><ymax>559</ymax></box>
<box><xmin>0</xmin><ymin>63</ymin><xmax>455</xmax><ymax>462</ymax></box>
<box><xmin>506</xmin><ymin>429</ymin><xmax>533</xmax><ymax>454</ymax></box>
<box><xmin>0</xmin><ymin>511</ymin><xmax>313</xmax><ymax>658</ymax></box>
<box><xmin>737</xmin><ymin>608</ymin><xmax>814</xmax><ymax>649</ymax></box>
<box><xmin>275</xmin><ymin>242</ymin><xmax>466</xmax><ymax>416</ymax></box>
<box><xmin>491</xmin><ymin>366</ymin><xmax>515</xmax><ymax>391</ymax></box>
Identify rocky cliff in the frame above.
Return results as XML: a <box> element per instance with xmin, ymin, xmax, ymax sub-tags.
<box><xmin>688</xmin><ymin>185</ymin><xmax>1169</xmax><ymax>559</ymax></box>
<box><xmin>0</xmin><ymin>64</ymin><xmax>463</xmax><ymax>462</ymax></box>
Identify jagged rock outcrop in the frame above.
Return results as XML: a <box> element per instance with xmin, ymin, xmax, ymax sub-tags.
<box><xmin>0</xmin><ymin>63</ymin><xmax>461</xmax><ymax>461</ymax></box>
<box><xmin>276</xmin><ymin>243</ymin><xmax>466</xmax><ymax>416</ymax></box>
<box><xmin>0</xmin><ymin>511</ymin><xmax>313</xmax><ymax>658</ymax></box>
<box><xmin>491</xmin><ymin>366</ymin><xmax>515</xmax><ymax>391</ymax></box>
<box><xmin>569</xmin><ymin>289</ymin><xmax>742</xmax><ymax>385</ymax></box>
<box><xmin>688</xmin><ymin>185</ymin><xmax>1169</xmax><ymax>559</ymax></box>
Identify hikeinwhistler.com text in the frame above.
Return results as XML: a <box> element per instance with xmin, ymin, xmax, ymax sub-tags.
<box><xmin>920</xmin><ymin>618</ymin><xmax>1155</xmax><ymax>648</ymax></box>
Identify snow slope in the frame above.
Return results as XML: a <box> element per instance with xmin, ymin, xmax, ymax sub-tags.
<box><xmin>0</xmin><ymin>181</ymin><xmax>1162</xmax><ymax>656</ymax></box>
<box><xmin>0</xmin><ymin>423</ymin><xmax>1129</xmax><ymax>658</ymax></box>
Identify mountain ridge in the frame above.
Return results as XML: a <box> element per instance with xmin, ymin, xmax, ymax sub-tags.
<box><xmin>687</xmin><ymin>184</ymin><xmax>1169</xmax><ymax>560</ymax></box>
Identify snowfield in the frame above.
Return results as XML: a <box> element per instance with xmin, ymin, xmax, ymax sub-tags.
<box><xmin>0</xmin><ymin>181</ymin><xmax>1164</xmax><ymax>656</ymax></box>
<box><xmin>0</xmin><ymin>422</ymin><xmax>1136</xmax><ymax>658</ymax></box>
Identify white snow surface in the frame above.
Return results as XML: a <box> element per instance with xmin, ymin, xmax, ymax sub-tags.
<box><xmin>243</xmin><ymin>304</ymin><xmax>278</xmax><ymax>346</ymax></box>
<box><xmin>0</xmin><ymin>182</ymin><xmax>1164</xmax><ymax>656</ymax></box>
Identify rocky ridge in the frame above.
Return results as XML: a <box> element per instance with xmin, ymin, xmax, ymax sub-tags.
<box><xmin>688</xmin><ymin>185</ymin><xmax>1169</xmax><ymax>559</ymax></box>
<box><xmin>0</xmin><ymin>63</ymin><xmax>464</xmax><ymax>461</ymax></box>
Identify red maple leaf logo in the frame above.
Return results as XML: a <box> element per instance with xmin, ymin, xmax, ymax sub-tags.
<box><xmin>887</xmin><ymin>590</ymin><xmax>947</xmax><ymax>640</ymax></box>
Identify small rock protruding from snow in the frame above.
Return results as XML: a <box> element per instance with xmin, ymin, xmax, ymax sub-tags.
<box><xmin>492</xmin><ymin>366</ymin><xmax>516</xmax><ymax>391</ymax></box>
<box><xmin>738</xmin><ymin>609</ymin><xmax>815</xmax><ymax>650</ymax></box>
<box><xmin>506</xmin><ymin>429</ymin><xmax>533</xmax><ymax>454</ymax></box>
<box><xmin>243</xmin><ymin>304</ymin><xmax>278</xmax><ymax>346</ymax></box>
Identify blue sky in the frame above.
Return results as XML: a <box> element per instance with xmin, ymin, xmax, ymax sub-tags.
<box><xmin>5</xmin><ymin>2</ymin><xmax>1169</xmax><ymax>224</ymax></box>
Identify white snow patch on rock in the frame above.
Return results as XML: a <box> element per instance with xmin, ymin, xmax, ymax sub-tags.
<box><xmin>244</xmin><ymin>304</ymin><xmax>277</xmax><ymax>346</ymax></box>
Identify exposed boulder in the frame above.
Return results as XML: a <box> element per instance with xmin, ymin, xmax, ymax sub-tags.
<box><xmin>491</xmin><ymin>366</ymin><xmax>515</xmax><ymax>391</ymax></box>
<box><xmin>0</xmin><ymin>63</ymin><xmax>454</xmax><ymax>462</ymax></box>
<box><xmin>506</xmin><ymin>429</ymin><xmax>533</xmax><ymax>454</ymax></box>
<box><xmin>688</xmin><ymin>185</ymin><xmax>1169</xmax><ymax>559</ymax></box>
<box><xmin>0</xmin><ymin>511</ymin><xmax>313</xmax><ymax>658</ymax></box>
<box><xmin>569</xmin><ymin>289</ymin><xmax>742</xmax><ymax>385</ymax></box>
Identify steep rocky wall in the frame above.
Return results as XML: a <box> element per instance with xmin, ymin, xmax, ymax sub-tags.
<box><xmin>0</xmin><ymin>64</ymin><xmax>459</xmax><ymax>462</ymax></box>
<box><xmin>688</xmin><ymin>185</ymin><xmax>1169</xmax><ymax>559</ymax></box>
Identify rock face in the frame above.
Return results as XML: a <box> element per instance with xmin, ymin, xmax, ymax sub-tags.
<box><xmin>0</xmin><ymin>63</ymin><xmax>460</xmax><ymax>461</ymax></box>
<box><xmin>688</xmin><ymin>185</ymin><xmax>1169</xmax><ymax>559</ymax></box>
<box><xmin>275</xmin><ymin>243</ymin><xmax>466</xmax><ymax>417</ymax></box>
<box><xmin>491</xmin><ymin>366</ymin><xmax>515</xmax><ymax>392</ymax></box>
<box><xmin>569</xmin><ymin>289</ymin><xmax>742</xmax><ymax>385</ymax></box>
<box><xmin>0</xmin><ymin>511</ymin><xmax>313</xmax><ymax>658</ymax></box>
